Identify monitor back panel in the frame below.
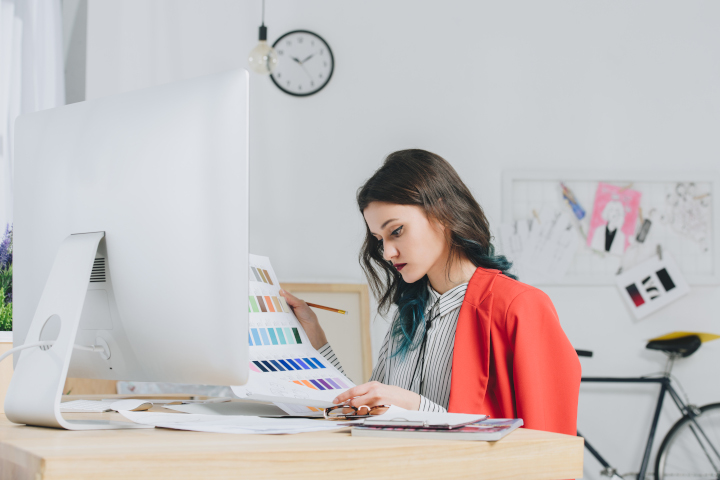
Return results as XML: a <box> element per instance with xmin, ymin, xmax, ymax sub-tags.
<box><xmin>13</xmin><ymin>69</ymin><xmax>249</xmax><ymax>386</ymax></box>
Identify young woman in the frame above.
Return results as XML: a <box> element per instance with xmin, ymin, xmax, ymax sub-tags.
<box><xmin>279</xmin><ymin>149</ymin><xmax>581</xmax><ymax>436</ymax></box>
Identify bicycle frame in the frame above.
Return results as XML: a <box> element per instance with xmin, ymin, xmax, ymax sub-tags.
<box><xmin>578</xmin><ymin>375</ymin><xmax>699</xmax><ymax>480</ymax></box>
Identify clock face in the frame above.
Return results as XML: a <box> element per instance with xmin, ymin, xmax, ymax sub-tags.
<box><xmin>270</xmin><ymin>30</ymin><xmax>334</xmax><ymax>97</ymax></box>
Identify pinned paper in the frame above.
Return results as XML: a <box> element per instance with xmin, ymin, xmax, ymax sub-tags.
<box><xmin>664</xmin><ymin>182</ymin><xmax>712</xmax><ymax>252</ymax></box>
<box><xmin>499</xmin><ymin>209</ymin><xmax>580</xmax><ymax>284</ymax></box>
<box><xmin>588</xmin><ymin>183</ymin><xmax>642</xmax><ymax>256</ymax></box>
<box><xmin>615</xmin><ymin>253</ymin><xmax>689</xmax><ymax>319</ymax></box>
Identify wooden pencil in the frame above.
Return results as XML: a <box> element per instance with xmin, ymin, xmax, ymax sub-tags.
<box><xmin>306</xmin><ymin>303</ymin><xmax>348</xmax><ymax>315</ymax></box>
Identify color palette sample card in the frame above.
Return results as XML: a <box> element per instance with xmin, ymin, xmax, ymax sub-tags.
<box><xmin>232</xmin><ymin>254</ymin><xmax>355</xmax><ymax>415</ymax></box>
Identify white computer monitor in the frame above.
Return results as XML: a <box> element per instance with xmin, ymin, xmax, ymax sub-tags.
<box><xmin>7</xmin><ymin>69</ymin><xmax>250</xmax><ymax>429</ymax></box>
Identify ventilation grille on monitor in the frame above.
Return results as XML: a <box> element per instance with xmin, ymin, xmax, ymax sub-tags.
<box><xmin>90</xmin><ymin>258</ymin><xmax>106</xmax><ymax>283</ymax></box>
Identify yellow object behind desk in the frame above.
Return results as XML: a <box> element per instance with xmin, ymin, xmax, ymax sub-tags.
<box><xmin>650</xmin><ymin>332</ymin><xmax>720</xmax><ymax>343</ymax></box>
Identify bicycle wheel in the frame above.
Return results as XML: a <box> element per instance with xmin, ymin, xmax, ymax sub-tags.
<box><xmin>655</xmin><ymin>403</ymin><xmax>720</xmax><ymax>479</ymax></box>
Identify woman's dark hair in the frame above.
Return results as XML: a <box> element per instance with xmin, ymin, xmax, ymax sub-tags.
<box><xmin>357</xmin><ymin>149</ymin><xmax>515</xmax><ymax>358</ymax></box>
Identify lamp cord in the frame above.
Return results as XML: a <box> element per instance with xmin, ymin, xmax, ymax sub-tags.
<box><xmin>261</xmin><ymin>0</ymin><xmax>266</xmax><ymax>26</ymax></box>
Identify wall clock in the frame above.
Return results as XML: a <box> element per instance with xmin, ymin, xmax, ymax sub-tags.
<box><xmin>270</xmin><ymin>30</ymin><xmax>334</xmax><ymax>97</ymax></box>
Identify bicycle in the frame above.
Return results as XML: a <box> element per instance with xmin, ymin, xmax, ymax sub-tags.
<box><xmin>576</xmin><ymin>334</ymin><xmax>720</xmax><ymax>480</ymax></box>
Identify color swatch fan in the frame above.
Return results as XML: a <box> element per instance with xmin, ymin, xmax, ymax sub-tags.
<box><xmin>233</xmin><ymin>254</ymin><xmax>355</xmax><ymax>415</ymax></box>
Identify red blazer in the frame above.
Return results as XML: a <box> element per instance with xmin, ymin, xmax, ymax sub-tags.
<box><xmin>447</xmin><ymin>267</ymin><xmax>581</xmax><ymax>436</ymax></box>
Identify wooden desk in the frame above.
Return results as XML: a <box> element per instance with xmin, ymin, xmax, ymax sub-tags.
<box><xmin>0</xmin><ymin>399</ymin><xmax>583</xmax><ymax>480</ymax></box>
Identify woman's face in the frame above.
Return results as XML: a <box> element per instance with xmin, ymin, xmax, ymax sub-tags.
<box><xmin>363</xmin><ymin>202</ymin><xmax>449</xmax><ymax>284</ymax></box>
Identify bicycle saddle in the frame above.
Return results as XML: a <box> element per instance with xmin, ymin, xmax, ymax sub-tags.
<box><xmin>646</xmin><ymin>334</ymin><xmax>701</xmax><ymax>357</ymax></box>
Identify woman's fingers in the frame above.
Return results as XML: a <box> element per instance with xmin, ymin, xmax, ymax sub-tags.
<box><xmin>279</xmin><ymin>289</ymin><xmax>304</xmax><ymax>307</ymax></box>
<box><xmin>279</xmin><ymin>288</ymin><xmax>326</xmax><ymax>349</ymax></box>
<box><xmin>332</xmin><ymin>382</ymin><xmax>379</xmax><ymax>405</ymax></box>
<box><xmin>279</xmin><ymin>289</ymin><xmax>315</xmax><ymax>322</ymax></box>
<box><xmin>279</xmin><ymin>289</ymin><xmax>312</xmax><ymax>318</ymax></box>
<box><xmin>332</xmin><ymin>385</ymin><xmax>365</xmax><ymax>404</ymax></box>
<box><xmin>345</xmin><ymin>392</ymin><xmax>376</xmax><ymax>409</ymax></box>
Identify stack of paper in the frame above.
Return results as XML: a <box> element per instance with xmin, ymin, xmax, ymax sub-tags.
<box><xmin>361</xmin><ymin>406</ymin><xmax>486</xmax><ymax>428</ymax></box>
<box><xmin>352</xmin><ymin>418</ymin><xmax>524</xmax><ymax>441</ymax></box>
<box><xmin>351</xmin><ymin>406</ymin><xmax>522</xmax><ymax>441</ymax></box>
<box><xmin>119</xmin><ymin>411</ymin><xmax>354</xmax><ymax>435</ymax></box>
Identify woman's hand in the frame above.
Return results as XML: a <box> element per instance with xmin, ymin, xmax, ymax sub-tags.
<box><xmin>279</xmin><ymin>289</ymin><xmax>328</xmax><ymax>350</ymax></box>
<box><xmin>332</xmin><ymin>381</ymin><xmax>421</xmax><ymax>411</ymax></box>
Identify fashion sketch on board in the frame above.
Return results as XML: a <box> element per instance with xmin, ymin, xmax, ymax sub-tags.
<box><xmin>587</xmin><ymin>183</ymin><xmax>641</xmax><ymax>256</ymax></box>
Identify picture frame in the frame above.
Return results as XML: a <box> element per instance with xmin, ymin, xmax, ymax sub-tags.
<box><xmin>502</xmin><ymin>170</ymin><xmax>719</xmax><ymax>285</ymax></box>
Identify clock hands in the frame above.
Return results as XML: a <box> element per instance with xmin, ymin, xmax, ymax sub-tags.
<box><xmin>288</xmin><ymin>53</ymin><xmax>316</xmax><ymax>81</ymax></box>
<box><xmin>298</xmin><ymin>63</ymin><xmax>314</xmax><ymax>81</ymax></box>
<box><xmin>290</xmin><ymin>54</ymin><xmax>317</xmax><ymax>66</ymax></box>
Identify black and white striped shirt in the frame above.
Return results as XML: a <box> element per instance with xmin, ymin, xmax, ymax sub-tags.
<box><xmin>319</xmin><ymin>282</ymin><xmax>468</xmax><ymax>412</ymax></box>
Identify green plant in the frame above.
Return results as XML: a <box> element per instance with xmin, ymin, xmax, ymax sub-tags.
<box><xmin>0</xmin><ymin>264</ymin><xmax>11</xmax><ymax>298</ymax></box>
<box><xmin>0</xmin><ymin>286</ymin><xmax>11</xmax><ymax>331</ymax></box>
<box><xmin>0</xmin><ymin>224</ymin><xmax>12</xmax><ymax>331</ymax></box>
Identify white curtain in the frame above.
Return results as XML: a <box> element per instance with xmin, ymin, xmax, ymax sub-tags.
<box><xmin>0</xmin><ymin>0</ymin><xmax>65</xmax><ymax>231</ymax></box>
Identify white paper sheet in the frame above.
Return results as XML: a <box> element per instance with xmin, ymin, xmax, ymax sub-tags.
<box><xmin>163</xmin><ymin>401</ymin><xmax>287</xmax><ymax>417</ymax></box>
<box><xmin>119</xmin><ymin>410</ymin><xmax>354</xmax><ymax>434</ymax></box>
<box><xmin>615</xmin><ymin>253</ymin><xmax>690</xmax><ymax>319</ymax></box>
<box><xmin>60</xmin><ymin>399</ymin><xmax>151</xmax><ymax>413</ymax></box>
<box><xmin>498</xmin><ymin>219</ymin><xmax>531</xmax><ymax>264</ymax></box>
<box><xmin>500</xmin><ymin>210</ymin><xmax>580</xmax><ymax>284</ymax></box>
<box><xmin>233</xmin><ymin>371</ymin><xmax>337</xmax><ymax>407</ymax></box>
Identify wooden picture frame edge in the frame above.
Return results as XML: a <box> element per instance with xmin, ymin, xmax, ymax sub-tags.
<box><xmin>281</xmin><ymin>283</ymin><xmax>373</xmax><ymax>382</ymax></box>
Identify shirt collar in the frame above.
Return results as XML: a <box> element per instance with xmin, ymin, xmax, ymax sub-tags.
<box><xmin>427</xmin><ymin>282</ymin><xmax>468</xmax><ymax>317</ymax></box>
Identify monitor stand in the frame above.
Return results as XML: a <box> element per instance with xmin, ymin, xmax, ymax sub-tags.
<box><xmin>4</xmin><ymin>232</ymin><xmax>151</xmax><ymax>430</ymax></box>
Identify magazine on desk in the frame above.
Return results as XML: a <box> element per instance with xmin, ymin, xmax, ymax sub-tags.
<box><xmin>352</xmin><ymin>418</ymin><xmax>524</xmax><ymax>441</ymax></box>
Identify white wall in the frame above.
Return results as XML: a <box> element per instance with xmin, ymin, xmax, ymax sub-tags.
<box><xmin>85</xmin><ymin>1</ymin><xmax>720</xmax><ymax>477</ymax></box>
<box><xmin>62</xmin><ymin>0</ymin><xmax>87</xmax><ymax>104</ymax></box>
